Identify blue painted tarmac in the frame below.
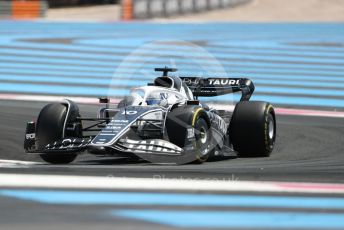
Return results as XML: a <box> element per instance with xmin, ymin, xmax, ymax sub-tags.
<box><xmin>2</xmin><ymin>189</ymin><xmax>344</xmax><ymax>229</ymax></box>
<box><xmin>0</xmin><ymin>22</ymin><xmax>344</xmax><ymax>108</ymax></box>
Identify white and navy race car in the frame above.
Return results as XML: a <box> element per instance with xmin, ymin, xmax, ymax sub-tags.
<box><xmin>24</xmin><ymin>67</ymin><xmax>276</xmax><ymax>164</ymax></box>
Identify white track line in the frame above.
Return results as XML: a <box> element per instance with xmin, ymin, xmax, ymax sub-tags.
<box><xmin>0</xmin><ymin>94</ymin><xmax>104</xmax><ymax>105</ymax></box>
<box><xmin>1</xmin><ymin>93</ymin><xmax>344</xmax><ymax>118</ymax></box>
<box><xmin>0</xmin><ymin>160</ymin><xmax>39</xmax><ymax>164</ymax></box>
<box><xmin>1</xmin><ymin>173</ymin><xmax>344</xmax><ymax>194</ymax></box>
<box><xmin>0</xmin><ymin>160</ymin><xmax>40</xmax><ymax>168</ymax></box>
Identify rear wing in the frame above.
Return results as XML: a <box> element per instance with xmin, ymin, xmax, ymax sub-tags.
<box><xmin>180</xmin><ymin>77</ymin><xmax>255</xmax><ymax>101</ymax></box>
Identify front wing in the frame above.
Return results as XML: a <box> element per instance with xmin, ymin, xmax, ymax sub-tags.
<box><xmin>25</xmin><ymin>131</ymin><xmax>210</xmax><ymax>164</ymax></box>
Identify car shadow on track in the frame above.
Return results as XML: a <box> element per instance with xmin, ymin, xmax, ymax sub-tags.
<box><xmin>76</xmin><ymin>155</ymin><xmax>237</xmax><ymax>166</ymax></box>
<box><xmin>76</xmin><ymin>156</ymin><xmax>148</xmax><ymax>165</ymax></box>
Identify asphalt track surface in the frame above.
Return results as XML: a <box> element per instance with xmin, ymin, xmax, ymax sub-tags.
<box><xmin>0</xmin><ymin>98</ymin><xmax>344</xmax><ymax>230</ymax></box>
<box><xmin>1</xmin><ymin>100</ymin><xmax>343</xmax><ymax>183</ymax></box>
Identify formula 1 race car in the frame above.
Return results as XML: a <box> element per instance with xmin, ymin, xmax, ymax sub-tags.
<box><xmin>24</xmin><ymin>67</ymin><xmax>276</xmax><ymax>164</ymax></box>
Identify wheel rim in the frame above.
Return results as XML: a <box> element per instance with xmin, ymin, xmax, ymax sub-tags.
<box><xmin>268</xmin><ymin>118</ymin><xmax>274</xmax><ymax>140</ymax></box>
<box><xmin>199</xmin><ymin>127</ymin><xmax>208</xmax><ymax>144</ymax></box>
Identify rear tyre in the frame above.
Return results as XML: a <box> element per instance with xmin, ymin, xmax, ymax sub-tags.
<box><xmin>36</xmin><ymin>103</ymin><xmax>78</xmax><ymax>164</ymax></box>
<box><xmin>230</xmin><ymin>101</ymin><xmax>276</xmax><ymax>157</ymax></box>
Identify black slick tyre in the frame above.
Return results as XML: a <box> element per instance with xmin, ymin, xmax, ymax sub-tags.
<box><xmin>193</xmin><ymin>115</ymin><xmax>212</xmax><ymax>163</ymax></box>
<box><xmin>166</xmin><ymin>106</ymin><xmax>212</xmax><ymax>163</ymax></box>
<box><xmin>37</xmin><ymin>103</ymin><xmax>78</xmax><ymax>164</ymax></box>
<box><xmin>230</xmin><ymin>101</ymin><xmax>276</xmax><ymax>157</ymax></box>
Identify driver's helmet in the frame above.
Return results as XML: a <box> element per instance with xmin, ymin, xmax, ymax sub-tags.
<box><xmin>146</xmin><ymin>92</ymin><xmax>168</xmax><ymax>106</ymax></box>
<box><xmin>146</xmin><ymin>98</ymin><xmax>161</xmax><ymax>105</ymax></box>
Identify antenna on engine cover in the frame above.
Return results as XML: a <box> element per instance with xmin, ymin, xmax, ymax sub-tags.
<box><xmin>155</xmin><ymin>66</ymin><xmax>177</xmax><ymax>77</ymax></box>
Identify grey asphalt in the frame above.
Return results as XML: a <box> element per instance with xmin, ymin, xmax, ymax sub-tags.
<box><xmin>0</xmin><ymin>195</ymin><xmax>178</xmax><ymax>230</ymax></box>
<box><xmin>0</xmin><ymin>100</ymin><xmax>343</xmax><ymax>183</ymax></box>
<box><xmin>1</xmin><ymin>100</ymin><xmax>344</xmax><ymax>230</ymax></box>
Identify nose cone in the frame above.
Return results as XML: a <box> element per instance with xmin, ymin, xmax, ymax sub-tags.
<box><xmin>90</xmin><ymin>106</ymin><xmax>161</xmax><ymax>146</ymax></box>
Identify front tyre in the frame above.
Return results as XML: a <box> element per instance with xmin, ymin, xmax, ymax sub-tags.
<box><xmin>193</xmin><ymin>116</ymin><xmax>212</xmax><ymax>163</ymax></box>
<box><xmin>36</xmin><ymin>103</ymin><xmax>79</xmax><ymax>164</ymax></box>
<box><xmin>40</xmin><ymin>154</ymin><xmax>77</xmax><ymax>164</ymax></box>
<box><xmin>166</xmin><ymin>106</ymin><xmax>212</xmax><ymax>163</ymax></box>
<box><xmin>230</xmin><ymin>101</ymin><xmax>276</xmax><ymax>157</ymax></box>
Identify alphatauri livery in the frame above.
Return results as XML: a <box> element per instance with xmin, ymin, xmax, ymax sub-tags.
<box><xmin>24</xmin><ymin>67</ymin><xmax>276</xmax><ymax>164</ymax></box>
